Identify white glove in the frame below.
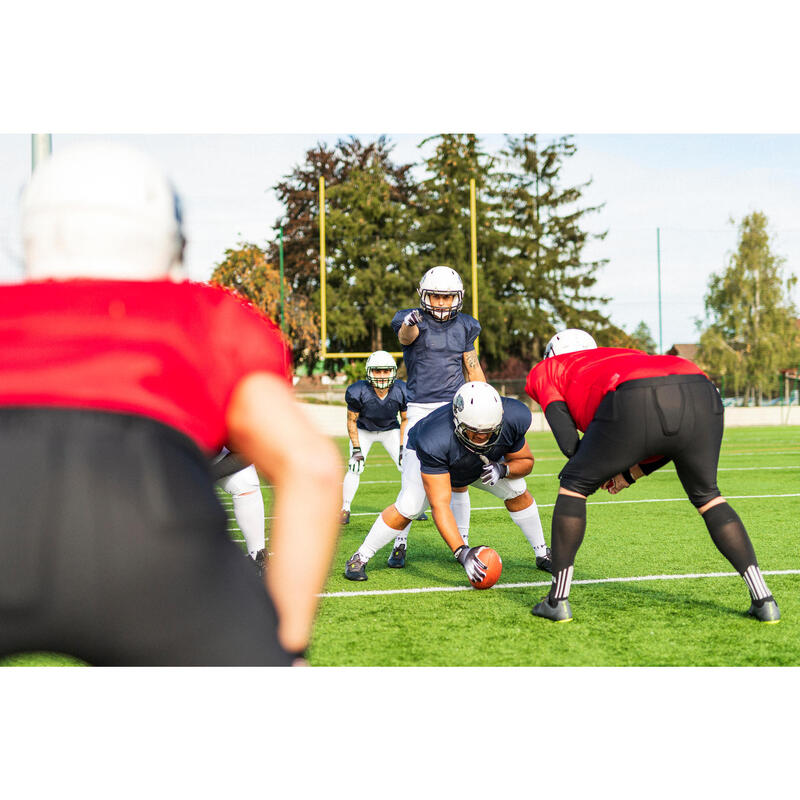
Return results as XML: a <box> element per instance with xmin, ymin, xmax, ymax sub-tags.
<box><xmin>348</xmin><ymin>447</ymin><xmax>365</xmax><ymax>474</ymax></box>
<box><xmin>403</xmin><ymin>309</ymin><xmax>422</xmax><ymax>327</ymax></box>
<box><xmin>480</xmin><ymin>461</ymin><xmax>508</xmax><ymax>486</ymax></box>
<box><xmin>454</xmin><ymin>545</ymin><xmax>488</xmax><ymax>583</ymax></box>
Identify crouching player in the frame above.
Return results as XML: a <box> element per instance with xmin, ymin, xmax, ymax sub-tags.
<box><xmin>344</xmin><ymin>382</ymin><xmax>551</xmax><ymax>583</ymax></box>
<box><xmin>525</xmin><ymin>328</ymin><xmax>780</xmax><ymax>624</ymax></box>
<box><xmin>340</xmin><ymin>351</ymin><xmax>408</xmax><ymax>525</ymax></box>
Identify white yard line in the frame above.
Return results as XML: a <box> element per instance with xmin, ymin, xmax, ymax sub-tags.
<box><xmin>320</xmin><ymin>569</ymin><xmax>800</xmax><ymax>599</ymax></box>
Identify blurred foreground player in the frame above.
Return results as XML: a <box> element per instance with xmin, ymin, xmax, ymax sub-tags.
<box><xmin>340</xmin><ymin>350</ymin><xmax>407</xmax><ymax>525</ymax></box>
<box><xmin>0</xmin><ymin>142</ymin><xmax>341</xmax><ymax>665</ymax></box>
<box><xmin>525</xmin><ymin>329</ymin><xmax>779</xmax><ymax>624</ymax></box>
<box><xmin>345</xmin><ymin>383</ymin><xmax>550</xmax><ymax>583</ymax></box>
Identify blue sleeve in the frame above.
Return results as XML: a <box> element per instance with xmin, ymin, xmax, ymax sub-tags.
<box><xmin>417</xmin><ymin>446</ymin><xmax>451</xmax><ymax>476</ymax></box>
<box><xmin>465</xmin><ymin>316</ymin><xmax>481</xmax><ymax>350</ymax></box>
<box><xmin>391</xmin><ymin>309</ymin><xmax>409</xmax><ymax>335</ymax></box>
<box><xmin>397</xmin><ymin>381</ymin><xmax>408</xmax><ymax>411</ymax></box>
<box><xmin>508</xmin><ymin>400</ymin><xmax>532</xmax><ymax>452</ymax></box>
<box><xmin>345</xmin><ymin>383</ymin><xmax>363</xmax><ymax>412</ymax></box>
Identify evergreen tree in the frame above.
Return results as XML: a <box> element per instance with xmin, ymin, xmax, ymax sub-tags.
<box><xmin>498</xmin><ymin>134</ymin><xmax>610</xmax><ymax>363</ymax></box>
<box><xmin>697</xmin><ymin>212</ymin><xmax>800</xmax><ymax>403</ymax></box>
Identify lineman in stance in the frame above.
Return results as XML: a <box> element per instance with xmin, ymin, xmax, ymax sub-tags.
<box><xmin>211</xmin><ymin>447</ymin><xmax>267</xmax><ymax>575</ymax></box>
<box><xmin>0</xmin><ymin>142</ymin><xmax>342</xmax><ymax>665</ymax></box>
<box><xmin>345</xmin><ymin>383</ymin><xmax>551</xmax><ymax>582</ymax></box>
<box><xmin>340</xmin><ymin>350</ymin><xmax>408</xmax><ymax>525</ymax></box>
<box><xmin>525</xmin><ymin>328</ymin><xmax>780</xmax><ymax>624</ymax></box>
<box><xmin>379</xmin><ymin>266</ymin><xmax>485</xmax><ymax>568</ymax></box>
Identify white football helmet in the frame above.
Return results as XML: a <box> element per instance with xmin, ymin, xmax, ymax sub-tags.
<box><xmin>417</xmin><ymin>266</ymin><xmax>464</xmax><ymax>322</ymax></box>
<box><xmin>21</xmin><ymin>141</ymin><xmax>185</xmax><ymax>282</ymax></box>
<box><xmin>544</xmin><ymin>329</ymin><xmax>598</xmax><ymax>358</ymax></box>
<box><xmin>452</xmin><ymin>382</ymin><xmax>504</xmax><ymax>454</ymax></box>
<box><xmin>365</xmin><ymin>350</ymin><xmax>397</xmax><ymax>389</ymax></box>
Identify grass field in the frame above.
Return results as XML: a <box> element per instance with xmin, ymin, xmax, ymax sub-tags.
<box><xmin>3</xmin><ymin>425</ymin><xmax>798</xmax><ymax>667</ymax></box>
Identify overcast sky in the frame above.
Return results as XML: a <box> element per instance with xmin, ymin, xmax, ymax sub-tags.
<box><xmin>3</xmin><ymin>132</ymin><xmax>798</xmax><ymax>351</ymax></box>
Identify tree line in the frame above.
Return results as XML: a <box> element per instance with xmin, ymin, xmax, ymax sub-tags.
<box><xmin>211</xmin><ymin>135</ymin><xmax>800</xmax><ymax>399</ymax></box>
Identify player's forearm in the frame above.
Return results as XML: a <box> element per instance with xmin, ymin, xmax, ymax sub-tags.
<box><xmin>463</xmin><ymin>350</ymin><xmax>485</xmax><ymax>382</ymax></box>
<box><xmin>504</xmin><ymin>457</ymin><xmax>534</xmax><ymax>479</ymax></box>
<box><xmin>544</xmin><ymin>401</ymin><xmax>580</xmax><ymax>457</ymax></box>
<box><xmin>430</xmin><ymin>502</ymin><xmax>464</xmax><ymax>553</ymax></box>
<box><xmin>398</xmin><ymin>324</ymin><xmax>419</xmax><ymax>345</ymax></box>
<box><xmin>266</xmin><ymin>437</ymin><xmax>341</xmax><ymax>653</ymax></box>
<box><xmin>346</xmin><ymin>416</ymin><xmax>361</xmax><ymax>448</ymax></box>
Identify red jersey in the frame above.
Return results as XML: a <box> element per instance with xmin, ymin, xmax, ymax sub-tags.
<box><xmin>0</xmin><ymin>279</ymin><xmax>291</xmax><ymax>452</ymax></box>
<box><xmin>525</xmin><ymin>348</ymin><xmax>706</xmax><ymax>432</ymax></box>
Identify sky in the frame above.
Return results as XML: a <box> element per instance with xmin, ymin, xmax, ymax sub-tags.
<box><xmin>2</xmin><ymin>132</ymin><xmax>799</xmax><ymax>351</ymax></box>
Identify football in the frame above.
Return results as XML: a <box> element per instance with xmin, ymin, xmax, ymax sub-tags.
<box><xmin>470</xmin><ymin>546</ymin><xmax>503</xmax><ymax>589</ymax></box>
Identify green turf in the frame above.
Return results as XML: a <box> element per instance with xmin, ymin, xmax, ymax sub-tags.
<box><xmin>309</xmin><ymin>425</ymin><xmax>800</xmax><ymax>666</ymax></box>
<box><xmin>4</xmin><ymin>425</ymin><xmax>798</xmax><ymax>666</ymax></box>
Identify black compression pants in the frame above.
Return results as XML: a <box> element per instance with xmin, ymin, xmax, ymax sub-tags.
<box><xmin>0</xmin><ymin>409</ymin><xmax>292</xmax><ymax>666</ymax></box>
<box><xmin>559</xmin><ymin>374</ymin><xmax>724</xmax><ymax>507</ymax></box>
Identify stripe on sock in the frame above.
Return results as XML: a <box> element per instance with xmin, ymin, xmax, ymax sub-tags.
<box><xmin>553</xmin><ymin>566</ymin><xmax>573</xmax><ymax>600</ymax></box>
<box><xmin>743</xmin><ymin>564</ymin><xmax>770</xmax><ymax>600</ymax></box>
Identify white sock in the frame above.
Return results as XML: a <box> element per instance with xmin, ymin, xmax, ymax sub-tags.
<box><xmin>232</xmin><ymin>490</ymin><xmax>266</xmax><ymax>558</ymax></box>
<box><xmin>509</xmin><ymin>500</ymin><xmax>547</xmax><ymax>557</ymax></box>
<box><xmin>450</xmin><ymin>491</ymin><xmax>471</xmax><ymax>546</ymax></box>
<box><xmin>342</xmin><ymin>470</ymin><xmax>360</xmax><ymax>511</ymax></box>
<box><xmin>360</xmin><ymin>514</ymin><xmax>410</xmax><ymax>561</ymax></box>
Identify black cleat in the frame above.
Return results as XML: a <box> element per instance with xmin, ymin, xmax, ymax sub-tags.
<box><xmin>415</xmin><ymin>512</ymin><xmax>428</xmax><ymax>521</ymax></box>
<box><xmin>253</xmin><ymin>549</ymin><xmax>267</xmax><ymax>577</ymax></box>
<box><xmin>747</xmin><ymin>597</ymin><xmax>780</xmax><ymax>623</ymax></box>
<box><xmin>340</xmin><ymin>509</ymin><xmax>351</xmax><ymax>525</ymax></box>
<box><xmin>387</xmin><ymin>543</ymin><xmax>406</xmax><ymax>568</ymax></box>
<box><xmin>531</xmin><ymin>595</ymin><xmax>573</xmax><ymax>623</ymax></box>
<box><xmin>344</xmin><ymin>553</ymin><xmax>368</xmax><ymax>581</ymax></box>
<box><xmin>535</xmin><ymin>547</ymin><xmax>553</xmax><ymax>574</ymax></box>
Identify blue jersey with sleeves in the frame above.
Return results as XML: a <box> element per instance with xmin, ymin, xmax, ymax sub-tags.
<box><xmin>391</xmin><ymin>309</ymin><xmax>481</xmax><ymax>403</ymax></box>
<box><xmin>407</xmin><ymin>397</ymin><xmax>532</xmax><ymax>487</ymax></box>
<box><xmin>345</xmin><ymin>379</ymin><xmax>407</xmax><ymax>432</ymax></box>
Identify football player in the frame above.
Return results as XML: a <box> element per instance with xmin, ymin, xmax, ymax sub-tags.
<box><xmin>345</xmin><ymin>382</ymin><xmax>551</xmax><ymax>583</ymax></box>
<box><xmin>0</xmin><ymin>142</ymin><xmax>341</xmax><ymax>665</ymax></box>
<box><xmin>340</xmin><ymin>350</ymin><xmax>408</xmax><ymax>525</ymax></box>
<box><xmin>524</xmin><ymin>328</ymin><xmax>780</xmax><ymax>623</ymax></box>
<box><xmin>381</xmin><ymin>266</ymin><xmax>485</xmax><ymax>567</ymax></box>
<box><xmin>211</xmin><ymin>446</ymin><xmax>267</xmax><ymax>574</ymax></box>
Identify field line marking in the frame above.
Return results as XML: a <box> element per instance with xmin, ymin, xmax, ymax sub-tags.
<box><xmin>329</xmin><ymin>492</ymin><xmax>800</xmax><ymax>519</ymax></box>
<box><xmin>320</xmin><ymin>569</ymin><xmax>800</xmax><ymax>599</ymax></box>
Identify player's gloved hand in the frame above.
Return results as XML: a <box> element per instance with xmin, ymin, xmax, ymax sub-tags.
<box><xmin>398</xmin><ymin>444</ymin><xmax>404</xmax><ymax>466</ymax></box>
<box><xmin>454</xmin><ymin>545</ymin><xmax>488</xmax><ymax>583</ymax></box>
<box><xmin>348</xmin><ymin>447</ymin><xmax>365</xmax><ymax>474</ymax></box>
<box><xmin>480</xmin><ymin>460</ymin><xmax>508</xmax><ymax>486</ymax></box>
<box><xmin>403</xmin><ymin>309</ymin><xmax>422</xmax><ymax>327</ymax></box>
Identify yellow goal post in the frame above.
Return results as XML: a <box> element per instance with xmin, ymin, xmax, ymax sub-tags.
<box><xmin>318</xmin><ymin>176</ymin><xmax>480</xmax><ymax>361</ymax></box>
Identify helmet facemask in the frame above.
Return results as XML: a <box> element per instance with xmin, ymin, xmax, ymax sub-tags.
<box><xmin>419</xmin><ymin>290</ymin><xmax>463</xmax><ymax>322</ymax></box>
<box><xmin>366</xmin><ymin>366</ymin><xmax>397</xmax><ymax>390</ymax></box>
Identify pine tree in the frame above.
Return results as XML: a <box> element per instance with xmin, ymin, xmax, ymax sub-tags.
<box><xmin>698</xmin><ymin>212</ymin><xmax>800</xmax><ymax>403</ymax></box>
<box><xmin>498</xmin><ymin>134</ymin><xmax>610</xmax><ymax>362</ymax></box>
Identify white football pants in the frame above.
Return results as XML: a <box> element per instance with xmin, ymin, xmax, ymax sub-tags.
<box><xmin>342</xmin><ymin>427</ymin><xmax>402</xmax><ymax>510</ymax></box>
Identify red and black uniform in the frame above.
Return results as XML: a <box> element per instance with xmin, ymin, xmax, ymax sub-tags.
<box><xmin>0</xmin><ymin>279</ymin><xmax>292</xmax><ymax>665</ymax></box>
<box><xmin>526</xmin><ymin>348</ymin><xmax>722</xmax><ymax>506</ymax></box>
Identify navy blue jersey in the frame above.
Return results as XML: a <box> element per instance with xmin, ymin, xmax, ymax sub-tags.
<box><xmin>408</xmin><ymin>397</ymin><xmax>532</xmax><ymax>487</ymax></box>
<box><xmin>345</xmin><ymin>379</ymin><xmax>408</xmax><ymax>432</ymax></box>
<box><xmin>391</xmin><ymin>309</ymin><xmax>481</xmax><ymax>403</ymax></box>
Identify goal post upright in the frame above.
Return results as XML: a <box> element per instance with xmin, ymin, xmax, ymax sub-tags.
<box><xmin>319</xmin><ymin>177</ymin><xmax>327</xmax><ymax>360</ymax></box>
<box><xmin>469</xmin><ymin>177</ymin><xmax>479</xmax><ymax>357</ymax></box>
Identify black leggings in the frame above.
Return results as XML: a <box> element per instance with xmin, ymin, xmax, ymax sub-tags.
<box><xmin>0</xmin><ymin>409</ymin><xmax>291</xmax><ymax>666</ymax></box>
<box><xmin>559</xmin><ymin>375</ymin><xmax>724</xmax><ymax>507</ymax></box>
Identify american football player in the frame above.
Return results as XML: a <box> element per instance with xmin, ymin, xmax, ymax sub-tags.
<box><xmin>212</xmin><ymin>446</ymin><xmax>267</xmax><ymax>575</ymax></box>
<box><xmin>345</xmin><ymin>382</ymin><xmax>551</xmax><ymax>583</ymax></box>
<box><xmin>340</xmin><ymin>351</ymin><xmax>408</xmax><ymax>525</ymax></box>
<box><xmin>0</xmin><ymin>142</ymin><xmax>341</xmax><ymax>665</ymax></box>
<box><xmin>381</xmin><ymin>266</ymin><xmax>485</xmax><ymax>567</ymax></box>
<box><xmin>525</xmin><ymin>328</ymin><xmax>780</xmax><ymax>624</ymax></box>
